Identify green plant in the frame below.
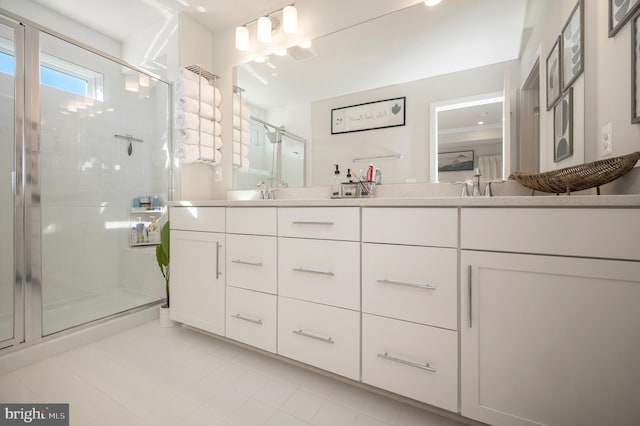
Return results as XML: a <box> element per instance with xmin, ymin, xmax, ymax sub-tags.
<box><xmin>155</xmin><ymin>220</ymin><xmax>170</xmax><ymax>307</ymax></box>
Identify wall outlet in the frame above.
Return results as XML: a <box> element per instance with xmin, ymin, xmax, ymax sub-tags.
<box><xmin>601</xmin><ymin>123</ymin><xmax>613</xmax><ymax>157</ymax></box>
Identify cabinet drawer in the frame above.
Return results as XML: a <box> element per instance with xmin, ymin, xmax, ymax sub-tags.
<box><xmin>279</xmin><ymin>238</ymin><xmax>360</xmax><ymax>310</ymax></box>
<box><xmin>226</xmin><ymin>287</ymin><xmax>276</xmax><ymax>353</ymax></box>
<box><xmin>227</xmin><ymin>234</ymin><xmax>277</xmax><ymax>294</ymax></box>
<box><xmin>362</xmin><ymin>313</ymin><xmax>458</xmax><ymax>412</ymax></box>
<box><xmin>226</xmin><ymin>207</ymin><xmax>277</xmax><ymax>236</ymax></box>
<box><xmin>171</xmin><ymin>207</ymin><xmax>225</xmax><ymax>233</ymax></box>
<box><xmin>278</xmin><ymin>207</ymin><xmax>359</xmax><ymax>241</ymax></box>
<box><xmin>461</xmin><ymin>208</ymin><xmax>640</xmax><ymax>260</ymax></box>
<box><xmin>362</xmin><ymin>208</ymin><xmax>457</xmax><ymax>247</ymax></box>
<box><xmin>362</xmin><ymin>244</ymin><xmax>457</xmax><ymax>330</ymax></box>
<box><xmin>278</xmin><ymin>297</ymin><xmax>360</xmax><ymax>380</ymax></box>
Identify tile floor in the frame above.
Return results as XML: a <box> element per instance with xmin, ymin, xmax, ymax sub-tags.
<box><xmin>0</xmin><ymin>320</ymin><xmax>469</xmax><ymax>426</ymax></box>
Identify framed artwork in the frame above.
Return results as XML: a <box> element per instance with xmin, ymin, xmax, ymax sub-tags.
<box><xmin>438</xmin><ymin>150</ymin><xmax>474</xmax><ymax>172</ymax></box>
<box><xmin>561</xmin><ymin>0</ymin><xmax>584</xmax><ymax>91</ymax></box>
<box><xmin>609</xmin><ymin>0</ymin><xmax>640</xmax><ymax>37</ymax></box>
<box><xmin>331</xmin><ymin>97</ymin><xmax>405</xmax><ymax>134</ymax></box>
<box><xmin>632</xmin><ymin>10</ymin><xmax>640</xmax><ymax>123</ymax></box>
<box><xmin>554</xmin><ymin>88</ymin><xmax>573</xmax><ymax>162</ymax></box>
<box><xmin>546</xmin><ymin>36</ymin><xmax>562</xmax><ymax>110</ymax></box>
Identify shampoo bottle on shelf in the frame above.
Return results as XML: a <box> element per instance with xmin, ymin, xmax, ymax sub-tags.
<box><xmin>331</xmin><ymin>164</ymin><xmax>342</xmax><ymax>198</ymax></box>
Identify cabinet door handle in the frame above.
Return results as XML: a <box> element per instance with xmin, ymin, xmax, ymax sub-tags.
<box><xmin>292</xmin><ymin>267</ymin><xmax>335</xmax><ymax>276</ymax></box>
<box><xmin>231</xmin><ymin>313</ymin><xmax>263</xmax><ymax>325</ymax></box>
<box><xmin>377</xmin><ymin>352</ymin><xmax>436</xmax><ymax>373</ymax></box>
<box><xmin>377</xmin><ymin>279</ymin><xmax>436</xmax><ymax>290</ymax></box>
<box><xmin>231</xmin><ymin>260</ymin><xmax>263</xmax><ymax>267</ymax></box>
<box><xmin>292</xmin><ymin>221</ymin><xmax>335</xmax><ymax>226</ymax></box>
<box><xmin>292</xmin><ymin>329</ymin><xmax>335</xmax><ymax>344</ymax></box>
<box><xmin>468</xmin><ymin>264</ymin><xmax>472</xmax><ymax>328</ymax></box>
<box><xmin>216</xmin><ymin>242</ymin><xmax>222</xmax><ymax>279</ymax></box>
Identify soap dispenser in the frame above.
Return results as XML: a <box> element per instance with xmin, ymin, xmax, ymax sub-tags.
<box><xmin>342</xmin><ymin>168</ymin><xmax>357</xmax><ymax>198</ymax></box>
<box><xmin>331</xmin><ymin>164</ymin><xmax>342</xmax><ymax>198</ymax></box>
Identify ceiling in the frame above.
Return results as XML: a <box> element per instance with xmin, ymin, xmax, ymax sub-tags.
<box><xmin>30</xmin><ymin>0</ymin><xmax>288</xmax><ymax>41</ymax></box>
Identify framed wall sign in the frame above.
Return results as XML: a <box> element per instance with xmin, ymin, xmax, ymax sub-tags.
<box><xmin>562</xmin><ymin>0</ymin><xmax>584</xmax><ymax>91</ymax></box>
<box><xmin>331</xmin><ymin>97</ymin><xmax>406</xmax><ymax>134</ymax></box>
<box><xmin>632</xmin><ymin>10</ymin><xmax>640</xmax><ymax>123</ymax></box>
<box><xmin>546</xmin><ymin>36</ymin><xmax>562</xmax><ymax>110</ymax></box>
<box><xmin>609</xmin><ymin>0</ymin><xmax>640</xmax><ymax>37</ymax></box>
<box><xmin>438</xmin><ymin>150</ymin><xmax>474</xmax><ymax>172</ymax></box>
<box><xmin>554</xmin><ymin>88</ymin><xmax>573</xmax><ymax>162</ymax></box>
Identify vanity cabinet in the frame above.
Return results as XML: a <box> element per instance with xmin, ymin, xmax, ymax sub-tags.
<box><xmin>170</xmin><ymin>207</ymin><xmax>226</xmax><ymax>335</ymax></box>
<box><xmin>361</xmin><ymin>208</ymin><xmax>459</xmax><ymax>411</ymax></box>
<box><xmin>225</xmin><ymin>208</ymin><xmax>277</xmax><ymax>352</ymax></box>
<box><xmin>460</xmin><ymin>208</ymin><xmax>640</xmax><ymax>426</ymax></box>
<box><xmin>277</xmin><ymin>207</ymin><xmax>361</xmax><ymax>380</ymax></box>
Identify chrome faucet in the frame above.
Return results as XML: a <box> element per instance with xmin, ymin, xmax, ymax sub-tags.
<box><xmin>257</xmin><ymin>181</ymin><xmax>274</xmax><ymax>200</ymax></box>
<box><xmin>472</xmin><ymin>168</ymin><xmax>481</xmax><ymax>197</ymax></box>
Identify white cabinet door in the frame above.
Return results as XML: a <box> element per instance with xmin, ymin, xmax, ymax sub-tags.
<box><xmin>362</xmin><ymin>244</ymin><xmax>457</xmax><ymax>329</ymax></box>
<box><xmin>226</xmin><ymin>286</ymin><xmax>276</xmax><ymax>353</ymax></box>
<box><xmin>362</xmin><ymin>314</ymin><xmax>458</xmax><ymax>412</ymax></box>
<box><xmin>461</xmin><ymin>250</ymin><xmax>640</xmax><ymax>426</ymax></box>
<box><xmin>278</xmin><ymin>297</ymin><xmax>360</xmax><ymax>381</ymax></box>
<box><xmin>278</xmin><ymin>238</ymin><xmax>360</xmax><ymax>310</ymax></box>
<box><xmin>227</xmin><ymin>234</ymin><xmax>277</xmax><ymax>294</ymax></box>
<box><xmin>170</xmin><ymin>230</ymin><xmax>225</xmax><ymax>335</ymax></box>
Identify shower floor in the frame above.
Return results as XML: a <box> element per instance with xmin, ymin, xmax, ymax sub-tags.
<box><xmin>43</xmin><ymin>287</ymin><xmax>161</xmax><ymax>336</ymax></box>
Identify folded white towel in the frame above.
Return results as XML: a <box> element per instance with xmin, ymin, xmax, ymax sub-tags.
<box><xmin>232</xmin><ymin>98</ymin><xmax>251</xmax><ymax>119</ymax></box>
<box><xmin>176</xmin><ymin>129</ymin><xmax>223</xmax><ymax>148</ymax></box>
<box><xmin>175</xmin><ymin>112</ymin><xmax>200</xmax><ymax>130</ymax></box>
<box><xmin>176</xmin><ymin>78</ymin><xmax>215</xmax><ymax>104</ymax></box>
<box><xmin>233</xmin><ymin>141</ymin><xmax>249</xmax><ymax>156</ymax></box>
<box><xmin>232</xmin><ymin>128</ymin><xmax>251</xmax><ymax>144</ymax></box>
<box><xmin>175</xmin><ymin>143</ymin><xmax>221</xmax><ymax>164</ymax></box>
<box><xmin>233</xmin><ymin>152</ymin><xmax>250</xmax><ymax>167</ymax></box>
<box><xmin>232</xmin><ymin>115</ymin><xmax>250</xmax><ymax>130</ymax></box>
<box><xmin>176</xmin><ymin>97</ymin><xmax>215</xmax><ymax>120</ymax></box>
<box><xmin>196</xmin><ymin>118</ymin><xmax>222</xmax><ymax>136</ymax></box>
<box><xmin>179</xmin><ymin>68</ymin><xmax>209</xmax><ymax>85</ymax></box>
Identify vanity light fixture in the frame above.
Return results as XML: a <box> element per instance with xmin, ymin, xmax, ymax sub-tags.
<box><xmin>424</xmin><ymin>0</ymin><xmax>442</xmax><ymax>6</ymax></box>
<box><xmin>234</xmin><ymin>4</ymin><xmax>298</xmax><ymax>51</ymax></box>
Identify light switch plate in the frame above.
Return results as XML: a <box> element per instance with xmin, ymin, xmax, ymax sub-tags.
<box><xmin>601</xmin><ymin>123</ymin><xmax>613</xmax><ymax>157</ymax></box>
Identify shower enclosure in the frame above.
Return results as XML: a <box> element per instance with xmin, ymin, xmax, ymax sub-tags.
<box><xmin>0</xmin><ymin>11</ymin><xmax>170</xmax><ymax>349</ymax></box>
<box><xmin>234</xmin><ymin>116</ymin><xmax>307</xmax><ymax>190</ymax></box>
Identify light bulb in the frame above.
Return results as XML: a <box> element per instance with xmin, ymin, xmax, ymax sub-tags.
<box><xmin>258</xmin><ymin>16</ymin><xmax>272</xmax><ymax>43</ymax></box>
<box><xmin>283</xmin><ymin>5</ymin><xmax>298</xmax><ymax>34</ymax></box>
<box><xmin>235</xmin><ymin>26</ymin><xmax>249</xmax><ymax>51</ymax></box>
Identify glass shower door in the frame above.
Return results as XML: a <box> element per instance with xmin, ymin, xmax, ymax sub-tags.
<box><xmin>0</xmin><ymin>17</ymin><xmax>23</xmax><ymax>349</ymax></box>
<box><xmin>37</xmin><ymin>32</ymin><xmax>169</xmax><ymax>335</ymax></box>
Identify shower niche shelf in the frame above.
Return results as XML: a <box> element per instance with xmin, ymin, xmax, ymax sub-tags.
<box><xmin>129</xmin><ymin>208</ymin><xmax>166</xmax><ymax>247</ymax></box>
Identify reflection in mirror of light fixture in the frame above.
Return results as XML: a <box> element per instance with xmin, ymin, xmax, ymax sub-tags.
<box><xmin>424</xmin><ymin>0</ymin><xmax>442</xmax><ymax>6</ymax></box>
<box><xmin>276</xmin><ymin>49</ymin><xmax>287</xmax><ymax>56</ymax></box>
<box><xmin>283</xmin><ymin>5</ymin><xmax>298</xmax><ymax>34</ymax></box>
<box><xmin>299</xmin><ymin>40</ymin><xmax>312</xmax><ymax>48</ymax></box>
<box><xmin>125</xmin><ymin>74</ymin><xmax>139</xmax><ymax>92</ymax></box>
<box><xmin>258</xmin><ymin>16</ymin><xmax>272</xmax><ymax>43</ymax></box>
<box><xmin>236</xmin><ymin>26</ymin><xmax>249</xmax><ymax>51</ymax></box>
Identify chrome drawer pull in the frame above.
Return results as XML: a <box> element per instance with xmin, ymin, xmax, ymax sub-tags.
<box><xmin>215</xmin><ymin>242</ymin><xmax>222</xmax><ymax>279</ymax></box>
<box><xmin>377</xmin><ymin>352</ymin><xmax>436</xmax><ymax>373</ymax></box>
<box><xmin>291</xmin><ymin>221</ymin><xmax>335</xmax><ymax>226</ymax></box>
<box><xmin>377</xmin><ymin>279</ymin><xmax>436</xmax><ymax>290</ymax></box>
<box><xmin>292</xmin><ymin>329</ymin><xmax>335</xmax><ymax>344</ymax></box>
<box><xmin>231</xmin><ymin>313</ymin><xmax>263</xmax><ymax>325</ymax></box>
<box><xmin>293</xmin><ymin>267</ymin><xmax>335</xmax><ymax>276</ymax></box>
<box><xmin>231</xmin><ymin>260</ymin><xmax>263</xmax><ymax>267</ymax></box>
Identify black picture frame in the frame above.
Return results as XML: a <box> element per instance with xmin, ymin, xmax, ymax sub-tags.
<box><xmin>331</xmin><ymin>97</ymin><xmax>406</xmax><ymax>135</ymax></box>
<box><xmin>546</xmin><ymin>36</ymin><xmax>562</xmax><ymax>111</ymax></box>
<box><xmin>632</xmin><ymin>10</ymin><xmax>640</xmax><ymax>124</ymax></box>
<box><xmin>609</xmin><ymin>0</ymin><xmax>640</xmax><ymax>38</ymax></box>
<box><xmin>438</xmin><ymin>150</ymin><xmax>474</xmax><ymax>172</ymax></box>
<box><xmin>554</xmin><ymin>88</ymin><xmax>573</xmax><ymax>162</ymax></box>
<box><xmin>561</xmin><ymin>0</ymin><xmax>584</xmax><ymax>92</ymax></box>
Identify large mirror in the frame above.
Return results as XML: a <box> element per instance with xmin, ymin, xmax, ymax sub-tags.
<box><xmin>234</xmin><ymin>0</ymin><xmax>581</xmax><ymax>188</ymax></box>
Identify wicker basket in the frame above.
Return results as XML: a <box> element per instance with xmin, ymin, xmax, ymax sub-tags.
<box><xmin>511</xmin><ymin>151</ymin><xmax>640</xmax><ymax>195</ymax></box>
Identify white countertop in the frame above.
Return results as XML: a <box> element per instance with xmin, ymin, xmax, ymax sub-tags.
<box><xmin>168</xmin><ymin>194</ymin><xmax>640</xmax><ymax>208</ymax></box>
